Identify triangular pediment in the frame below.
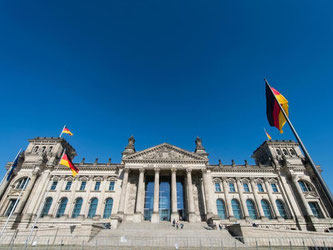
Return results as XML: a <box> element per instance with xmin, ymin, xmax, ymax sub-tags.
<box><xmin>123</xmin><ymin>143</ymin><xmax>207</xmax><ymax>162</ymax></box>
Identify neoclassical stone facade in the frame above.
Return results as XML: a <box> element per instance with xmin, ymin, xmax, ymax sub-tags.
<box><xmin>0</xmin><ymin>136</ymin><xmax>332</xmax><ymax>234</ymax></box>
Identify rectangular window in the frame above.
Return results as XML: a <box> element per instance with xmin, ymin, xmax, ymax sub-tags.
<box><xmin>229</xmin><ymin>183</ymin><xmax>236</xmax><ymax>192</ymax></box>
<box><xmin>65</xmin><ymin>181</ymin><xmax>72</xmax><ymax>191</ymax></box>
<box><xmin>243</xmin><ymin>183</ymin><xmax>250</xmax><ymax>192</ymax></box>
<box><xmin>80</xmin><ymin>181</ymin><xmax>86</xmax><ymax>191</ymax></box>
<box><xmin>215</xmin><ymin>183</ymin><xmax>221</xmax><ymax>192</ymax></box>
<box><xmin>309</xmin><ymin>202</ymin><xmax>324</xmax><ymax>218</ymax></box>
<box><xmin>5</xmin><ymin>199</ymin><xmax>18</xmax><ymax>216</ymax></box>
<box><xmin>94</xmin><ymin>181</ymin><xmax>101</xmax><ymax>191</ymax></box>
<box><xmin>257</xmin><ymin>183</ymin><xmax>264</xmax><ymax>192</ymax></box>
<box><xmin>50</xmin><ymin>181</ymin><xmax>58</xmax><ymax>190</ymax></box>
<box><xmin>109</xmin><ymin>181</ymin><xmax>115</xmax><ymax>191</ymax></box>
<box><xmin>271</xmin><ymin>183</ymin><xmax>278</xmax><ymax>192</ymax></box>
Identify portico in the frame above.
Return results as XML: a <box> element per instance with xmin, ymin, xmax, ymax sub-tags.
<box><xmin>119</xmin><ymin>141</ymin><xmax>211</xmax><ymax>223</ymax></box>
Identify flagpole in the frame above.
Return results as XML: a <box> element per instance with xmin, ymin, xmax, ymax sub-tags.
<box><xmin>0</xmin><ymin>149</ymin><xmax>22</xmax><ymax>189</ymax></box>
<box><xmin>23</xmin><ymin>148</ymin><xmax>66</xmax><ymax>249</ymax></box>
<box><xmin>265</xmin><ymin>79</ymin><xmax>333</xmax><ymax>208</ymax></box>
<box><xmin>59</xmin><ymin>125</ymin><xmax>66</xmax><ymax>138</ymax></box>
<box><xmin>0</xmin><ymin>173</ymin><xmax>30</xmax><ymax>239</ymax></box>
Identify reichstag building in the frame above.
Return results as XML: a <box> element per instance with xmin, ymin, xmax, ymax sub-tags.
<box><xmin>0</xmin><ymin>136</ymin><xmax>332</xmax><ymax>239</ymax></box>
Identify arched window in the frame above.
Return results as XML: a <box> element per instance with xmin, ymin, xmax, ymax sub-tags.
<box><xmin>290</xmin><ymin>148</ymin><xmax>296</xmax><ymax>156</ymax></box>
<box><xmin>276</xmin><ymin>149</ymin><xmax>281</xmax><ymax>155</ymax></box>
<box><xmin>56</xmin><ymin>197</ymin><xmax>68</xmax><ymax>218</ymax></box>
<box><xmin>298</xmin><ymin>181</ymin><xmax>312</xmax><ymax>192</ymax></box>
<box><xmin>276</xmin><ymin>200</ymin><xmax>288</xmax><ymax>219</ymax></box>
<box><xmin>88</xmin><ymin>198</ymin><xmax>98</xmax><ymax>218</ymax></box>
<box><xmin>231</xmin><ymin>199</ymin><xmax>243</xmax><ymax>219</ymax></box>
<box><xmin>34</xmin><ymin>146</ymin><xmax>39</xmax><ymax>153</ymax></box>
<box><xmin>48</xmin><ymin>146</ymin><xmax>53</xmax><ymax>153</ymax></box>
<box><xmin>40</xmin><ymin>197</ymin><xmax>53</xmax><ymax>218</ymax></box>
<box><xmin>72</xmin><ymin>198</ymin><xmax>83</xmax><ymax>218</ymax></box>
<box><xmin>261</xmin><ymin>200</ymin><xmax>273</xmax><ymax>219</ymax></box>
<box><xmin>103</xmin><ymin>198</ymin><xmax>113</xmax><ymax>218</ymax></box>
<box><xmin>216</xmin><ymin>199</ymin><xmax>227</xmax><ymax>219</ymax></box>
<box><xmin>246</xmin><ymin>199</ymin><xmax>258</xmax><ymax>219</ymax></box>
<box><xmin>42</xmin><ymin>146</ymin><xmax>46</xmax><ymax>153</ymax></box>
<box><xmin>16</xmin><ymin>178</ymin><xmax>30</xmax><ymax>190</ymax></box>
<box><xmin>283</xmin><ymin>149</ymin><xmax>288</xmax><ymax>155</ymax></box>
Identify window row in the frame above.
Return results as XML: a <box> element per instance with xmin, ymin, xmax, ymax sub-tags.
<box><xmin>214</xmin><ymin>182</ymin><xmax>279</xmax><ymax>193</ymax></box>
<box><xmin>40</xmin><ymin>197</ymin><xmax>114</xmax><ymax>219</ymax></box>
<box><xmin>216</xmin><ymin>198</ymin><xmax>289</xmax><ymax>220</ymax></box>
<box><xmin>33</xmin><ymin>146</ymin><xmax>53</xmax><ymax>154</ymax></box>
<box><xmin>50</xmin><ymin>181</ymin><xmax>115</xmax><ymax>191</ymax></box>
<box><xmin>276</xmin><ymin>148</ymin><xmax>296</xmax><ymax>156</ymax></box>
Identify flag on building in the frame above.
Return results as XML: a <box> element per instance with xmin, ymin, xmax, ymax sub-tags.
<box><xmin>60</xmin><ymin>152</ymin><xmax>79</xmax><ymax>177</ymax></box>
<box><xmin>266</xmin><ymin>83</ymin><xmax>289</xmax><ymax>133</ymax></box>
<box><xmin>62</xmin><ymin>126</ymin><xmax>73</xmax><ymax>136</ymax></box>
<box><xmin>264</xmin><ymin>128</ymin><xmax>272</xmax><ymax>140</ymax></box>
<box><xmin>7</xmin><ymin>151</ymin><xmax>23</xmax><ymax>181</ymax></box>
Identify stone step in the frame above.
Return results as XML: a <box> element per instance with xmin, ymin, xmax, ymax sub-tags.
<box><xmin>92</xmin><ymin>221</ymin><xmax>242</xmax><ymax>247</ymax></box>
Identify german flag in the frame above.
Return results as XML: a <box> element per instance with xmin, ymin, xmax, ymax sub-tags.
<box><xmin>62</xmin><ymin>126</ymin><xmax>73</xmax><ymax>136</ymax></box>
<box><xmin>264</xmin><ymin>128</ymin><xmax>272</xmax><ymax>140</ymax></box>
<box><xmin>266</xmin><ymin>82</ymin><xmax>289</xmax><ymax>133</ymax></box>
<box><xmin>60</xmin><ymin>152</ymin><xmax>79</xmax><ymax>177</ymax></box>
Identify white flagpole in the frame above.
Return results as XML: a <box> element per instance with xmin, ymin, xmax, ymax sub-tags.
<box><xmin>59</xmin><ymin>125</ymin><xmax>66</xmax><ymax>138</ymax></box>
<box><xmin>0</xmin><ymin>173</ymin><xmax>30</xmax><ymax>239</ymax></box>
<box><xmin>265</xmin><ymin>79</ymin><xmax>333</xmax><ymax>209</ymax></box>
<box><xmin>24</xmin><ymin>149</ymin><xmax>67</xmax><ymax>248</ymax></box>
<box><xmin>0</xmin><ymin>149</ymin><xmax>22</xmax><ymax>189</ymax></box>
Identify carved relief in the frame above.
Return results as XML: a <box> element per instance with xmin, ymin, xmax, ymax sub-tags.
<box><xmin>141</xmin><ymin>147</ymin><xmax>187</xmax><ymax>160</ymax></box>
<box><xmin>124</xmin><ymin>144</ymin><xmax>207</xmax><ymax>161</ymax></box>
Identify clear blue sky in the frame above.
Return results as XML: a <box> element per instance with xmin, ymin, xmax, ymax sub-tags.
<box><xmin>0</xmin><ymin>1</ymin><xmax>332</xmax><ymax>190</ymax></box>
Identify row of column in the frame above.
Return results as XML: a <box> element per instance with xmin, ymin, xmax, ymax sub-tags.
<box><xmin>117</xmin><ymin>168</ymin><xmax>209</xmax><ymax>223</ymax></box>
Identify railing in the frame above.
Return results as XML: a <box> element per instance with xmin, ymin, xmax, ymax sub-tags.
<box><xmin>1</xmin><ymin>234</ymin><xmax>333</xmax><ymax>249</ymax></box>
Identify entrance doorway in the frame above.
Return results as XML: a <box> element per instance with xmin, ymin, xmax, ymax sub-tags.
<box><xmin>159</xmin><ymin>178</ymin><xmax>171</xmax><ymax>221</ymax></box>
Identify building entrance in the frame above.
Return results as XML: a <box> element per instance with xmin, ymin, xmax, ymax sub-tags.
<box><xmin>159</xmin><ymin>179</ymin><xmax>171</xmax><ymax>221</ymax></box>
<box><xmin>143</xmin><ymin>174</ymin><xmax>186</xmax><ymax>222</ymax></box>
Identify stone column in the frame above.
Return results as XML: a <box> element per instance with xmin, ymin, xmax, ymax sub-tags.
<box><xmin>134</xmin><ymin>168</ymin><xmax>145</xmax><ymax>222</ymax></box>
<box><xmin>264</xmin><ymin>178</ymin><xmax>280</xmax><ymax>219</ymax></box>
<box><xmin>15</xmin><ymin>172</ymin><xmax>39</xmax><ymax>215</ymax></box>
<box><xmin>236</xmin><ymin>178</ymin><xmax>250</xmax><ymax>221</ymax></box>
<box><xmin>25</xmin><ymin>169</ymin><xmax>51</xmax><ymax>217</ymax></box>
<box><xmin>202</xmin><ymin>169</ymin><xmax>213</xmax><ymax>219</ymax></box>
<box><xmin>249</xmin><ymin>178</ymin><xmax>265</xmax><ymax>220</ymax></box>
<box><xmin>0</xmin><ymin>176</ymin><xmax>14</xmax><ymax>202</ymax></box>
<box><xmin>186</xmin><ymin>169</ymin><xmax>196</xmax><ymax>222</ymax></box>
<box><xmin>171</xmin><ymin>168</ymin><xmax>179</xmax><ymax>222</ymax></box>
<box><xmin>292</xmin><ymin>176</ymin><xmax>315</xmax><ymax>218</ymax></box>
<box><xmin>151</xmin><ymin>168</ymin><xmax>160</xmax><ymax>223</ymax></box>
<box><xmin>222</xmin><ymin>177</ymin><xmax>235</xmax><ymax>220</ymax></box>
<box><xmin>278</xmin><ymin>175</ymin><xmax>303</xmax><ymax>221</ymax></box>
<box><xmin>118</xmin><ymin>168</ymin><xmax>130</xmax><ymax>216</ymax></box>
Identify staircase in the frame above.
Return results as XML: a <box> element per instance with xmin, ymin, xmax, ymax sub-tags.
<box><xmin>88</xmin><ymin>221</ymin><xmax>244</xmax><ymax>248</ymax></box>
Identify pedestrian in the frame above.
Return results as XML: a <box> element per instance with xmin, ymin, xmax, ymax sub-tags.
<box><xmin>176</xmin><ymin>221</ymin><xmax>179</xmax><ymax>230</ymax></box>
<box><xmin>219</xmin><ymin>223</ymin><xmax>222</xmax><ymax>230</ymax></box>
<box><xmin>180</xmin><ymin>223</ymin><xmax>184</xmax><ymax>229</ymax></box>
<box><xmin>172</xmin><ymin>219</ymin><xmax>176</xmax><ymax>227</ymax></box>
